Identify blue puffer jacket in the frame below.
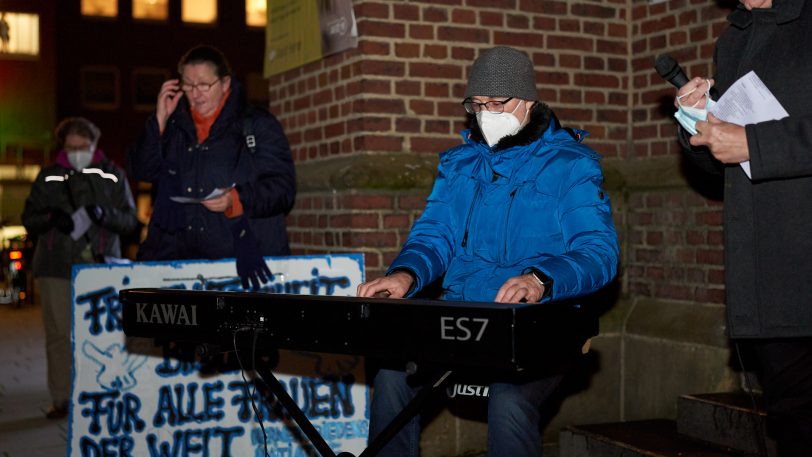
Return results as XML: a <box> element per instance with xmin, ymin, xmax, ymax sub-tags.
<box><xmin>389</xmin><ymin>107</ymin><xmax>619</xmax><ymax>303</ymax></box>
<box><xmin>129</xmin><ymin>80</ymin><xmax>296</xmax><ymax>261</ymax></box>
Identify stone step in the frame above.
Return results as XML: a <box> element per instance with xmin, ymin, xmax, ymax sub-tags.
<box><xmin>677</xmin><ymin>392</ymin><xmax>776</xmax><ymax>457</ymax></box>
<box><xmin>558</xmin><ymin>419</ymin><xmax>757</xmax><ymax>457</ymax></box>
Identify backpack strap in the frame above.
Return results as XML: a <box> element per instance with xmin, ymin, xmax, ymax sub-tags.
<box><xmin>242</xmin><ymin>105</ymin><xmax>256</xmax><ymax>154</ymax></box>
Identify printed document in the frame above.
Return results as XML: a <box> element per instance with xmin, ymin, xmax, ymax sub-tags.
<box><xmin>70</xmin><ymin>206</ymin><xmax>92</xmax><ymax>241</ymax></box>
<box><xmin>709</xmin><ymin>71</ymin><xmax>789</xmax><ymax>179</ymax></box>
<box><xmin>170</xmin><ymin>184</ymin><xmax>234</xmax><ymax>204</ymax></box>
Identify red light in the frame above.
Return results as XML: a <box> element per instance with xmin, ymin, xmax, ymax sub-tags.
<box><xmin>9</xmin><ymin>251</ymin><xmax>22</xmax><ymax>260</ymax></box>
<box><xmin>11</xmin><ymin>260</ymin><xmax>22</xmax><ymax>270</ymax></box>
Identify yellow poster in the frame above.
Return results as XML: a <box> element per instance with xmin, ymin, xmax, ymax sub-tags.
<box><xmin>264</xmin><ymin>0</ymin><xmax>322</xmax><ymax>77</ymax></box>
<box><xmin>264</xmin><ymin>0</ymin><xmax>358</xmax><ymax>78</ymax></box>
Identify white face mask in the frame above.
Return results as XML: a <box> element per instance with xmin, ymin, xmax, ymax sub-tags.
<box><xmin>68</xmin><ymin>149</ymin><xmax>94</xmax><ymax>170</ymax></box>
<box><xmin>674</xmin><ymin>80</ymin><xmax>715</xmax><ymax>136</ymax></box>
<box><xmin>476</xmin><ymin>101</ymin><xmax>527</xmax><ymax>147</ymax></box>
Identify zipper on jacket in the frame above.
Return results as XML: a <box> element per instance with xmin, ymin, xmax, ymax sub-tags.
<box><xmin>503</xmin><ymin>187</ymin><xmax>518</xmax><ymax>261</ymax></box>
<box><xmin>461</xmin><ymin>183</ymin><xmax>481</xmax><ymax>249</ymax></box>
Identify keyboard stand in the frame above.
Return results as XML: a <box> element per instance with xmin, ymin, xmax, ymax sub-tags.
<box><xmin>360</xmin><ymin>370</ymin><xmax>453</xmax><ymax>457</ymax></box>
<box><xmin>252</xmin><ymin>351</ymin><xmax>453</xmax><ymax>457</ymax></box>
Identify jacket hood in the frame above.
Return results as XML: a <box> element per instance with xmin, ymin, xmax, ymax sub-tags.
<box><xmin>465</xmin><ymin>102</ymin><xmax>554</xmax><ymax>152</ymax></box>
<box><xmin>55</xmin><ymin>148</ymin><xmax>108</xmax><ymax>170</ymax></box>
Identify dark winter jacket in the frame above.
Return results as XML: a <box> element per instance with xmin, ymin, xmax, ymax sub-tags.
<box><xmin>681</xmin><ymin>0</ymin><xmax>812</xmax><ymax>338</ymax></box>
<box><xmin>389</xmin><ymin>104</ymin><xmax>619</xmax><ymax>303</ymax></box>
<box><xmin>129</xmin><ymin>80</ymin><xmax>296</xmax><ymax>260</ymax></box>
<box><xmin>22</xmin><ymin>150</ymin><xmax>138</xmax><ymax>279</ymax></box>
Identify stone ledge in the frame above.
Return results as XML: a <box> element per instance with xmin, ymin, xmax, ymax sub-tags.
<box><xmin>602</xmin><ymin>155</ymin><xmax>689</xmax><ymax>193</ymax></box>
<box><xmin>295</xmin><ymin>153</ymin><xmax>701</xmax><ymax>195</ymax></box>
<box><xmin>596</xmin><ymin>296</ymin><xmax>727</xmax><ymax>348</ymax></box>
<box><xmin>296</xmin><ymin>153</ymin><xmax>438</xmax><ymax>192</ymax></box>
<box><xmin>677</xmin><ymin>393</ymin><xmax>775</xmax><ymax>456</ymax></box>
<box><xmin>624</xmin><ymin>298</ymin><xmax>728</xmax><ymax>348</ymax></box>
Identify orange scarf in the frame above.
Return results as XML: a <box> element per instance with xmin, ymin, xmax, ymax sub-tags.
<box><xmin>191</xmin><ymin>89</ymin><xmax>230</xmax><ymax>143</ymax></box>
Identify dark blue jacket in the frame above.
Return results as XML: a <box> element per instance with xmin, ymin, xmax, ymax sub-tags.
<box><xmin>129</xmin><ymin>81</ymin><xmax>296</xmax><ymax>260</ymax></box>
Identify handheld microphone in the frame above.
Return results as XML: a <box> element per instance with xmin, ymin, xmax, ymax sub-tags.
<box><xmin>654</xmin><ymin>54</ymin><xmax>690</xmax><ymax>88</ymax></box>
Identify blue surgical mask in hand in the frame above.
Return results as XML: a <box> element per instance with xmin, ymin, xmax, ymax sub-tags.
<box><xmin>674</xmin><ymin>80</ymin><xmax>715</xmax><ymax>135</ymax></box>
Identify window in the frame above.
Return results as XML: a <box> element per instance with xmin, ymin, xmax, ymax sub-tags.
<box><xmin>182</xmin><ymin>0</ymin><xmax>217</xmax><ymax>24</ymax></box>
<box><xmin>81</xmin><ymin>66</ymin><xmax>120</xmax><ymax>110</ymax></box>
<box><xmin>133</xmin><ymin>0</ymin><xmax>168</xmax><ymax>21</ymax></box>
<box><xmin>133</xmin><ymin>68</ymin><xmax>169</xmax><ymax>111</ymax></box>
<box><xmin>246</xmin><ymin>0</ymin><xmax>267</xmax><ymax>27</ymax></box>
<box><xmin>81</xmin><ymin>0</ymin><xmax>117</xmax><ymax>17</ymax></box>
<box><xmin>0</xmin><ymin>12</ymin><xmax>39</xmax><ymax>57</ymax></box>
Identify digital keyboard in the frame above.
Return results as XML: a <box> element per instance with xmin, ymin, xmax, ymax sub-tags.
<box><xmin>120</xmin><ymin>288</ymin><xmax>597</xmax><ymax>373</ymax></box>
<box><xmin>120</xmin><ymin>287</ymin><xmax>599</xmax><ymax>457</ymax></box>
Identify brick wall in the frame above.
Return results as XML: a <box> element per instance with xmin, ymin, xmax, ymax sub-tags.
<box><xmin>625</xmin><ymin>0</ymin><xmax>731</xmax><ymax>306</ymax></box>
<box><xmin>625</xmin><ymin>191</ymin><xmax>725</xmax><ymax>303</ymax></box>
<box><xmin>288</xmin><ymin>192</ymin><xmax>425</xmax><ymax>272</ymax></box>
<box><xmin>269</xmin><ymin>0</ymin><xmax>633</xmax><ymax>279</ymax></box>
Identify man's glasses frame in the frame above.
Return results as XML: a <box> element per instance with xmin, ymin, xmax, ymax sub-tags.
<box><xmin>461</xmin><ymin>97</ymin><xmax>514</xmax><ymax>114</ymax></box>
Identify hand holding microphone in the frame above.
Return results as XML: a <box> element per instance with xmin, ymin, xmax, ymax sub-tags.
<box><xmin>654</xmin><ymin>54</ymin><xmax>714</xmax><ymax>109</ymax></box>
<box><xmin>655</xmin><ymin>54</ymin><xmax>716</xmax><ymax>136</ymax></box>
<box><xmin>655</xmin><ymin>54</ymin><xmax>747</xmax><ymax>162</ymax></box>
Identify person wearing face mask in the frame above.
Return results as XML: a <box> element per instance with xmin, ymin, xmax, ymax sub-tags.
<box><xmin>22</xmin><ymin>117</ymin><xmax>138</xmax><ymax>419</ymax></box>
<box><xmin>357</xmin><ymin>46</ymin><xmax>619</xmax><ymax>456</ymax></box>
<box><xmin>129</xmin><ymin>44</ymin><xmax>296</xmax><ymax>290</ymax></box>
<box><xmin>674</xmin><ymin>0</ymin><xmax>812</xmax><ymax>454</ymax></box>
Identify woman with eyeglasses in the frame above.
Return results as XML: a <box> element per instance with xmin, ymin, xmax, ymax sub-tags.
<box><xmin>129</xmin><ymin>44</ymin><xmax>296</xmax><ymax>290</ymax></box>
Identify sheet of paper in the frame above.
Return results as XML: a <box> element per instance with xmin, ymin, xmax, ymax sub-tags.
<box><xmin>709</xmin><ymin>71</ymin><xmax>789</xmax><ymax>179</ymax></box>
<box><xmin>169</xmin><ymin>185</ymin><xmax>234</xmax><ymax>204</ymax></box>
<box><xmin>70</xmin><ymin>207</ymin><xmax>92</xmax><ymax>241</ymax></box>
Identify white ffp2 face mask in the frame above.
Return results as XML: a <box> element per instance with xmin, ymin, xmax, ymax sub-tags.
<box><xmin>68</xmin><ymin>149</ymin><xmax>94</xmax><ymax>170</ymax></box>
<box><xmin>476</xmin><ymin>101</ymin><xmax>527</xmax><ymax>147</ymax></box>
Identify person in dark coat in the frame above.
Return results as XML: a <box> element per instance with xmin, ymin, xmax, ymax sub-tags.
<box><xmin>129</xmin><ymin>44</ymin><xmax>296</xmax><ymax>290</ymax></box>
<box><xmin>22</xmin><ymin>117</ymin><xmax>138</xmax><ymax>419</ymax></box>
<box><xmin>675</xmin><ymin>0</ymin><xmax>812</xmax><ymax>454</ymax></box>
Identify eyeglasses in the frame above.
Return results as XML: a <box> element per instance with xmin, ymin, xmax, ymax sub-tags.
<box><xmin>461</xmin><ymin>97</ymin><xmax>514</xmax><ymax>114</ymax></box>
<box><xmin>180</xmin><ymin>79</ymin><xmax>221</xmax><ymax>93</ymax></box>
<box><xmin>65</xmin><ymin>142</ymin><xmax>93</xmax><ymax>152</ymax></box>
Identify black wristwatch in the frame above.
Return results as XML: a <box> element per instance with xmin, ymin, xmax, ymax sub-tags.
<box><xmin>530</xmin><ymin>268</ymin><xmax>554</xmax><ymax>301</ymax></box>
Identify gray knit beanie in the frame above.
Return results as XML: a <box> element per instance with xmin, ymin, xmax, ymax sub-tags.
<box><xmin>464</xmin><ymin>46</ymin><xmax>538</xmax><ymax>101</ymax></box>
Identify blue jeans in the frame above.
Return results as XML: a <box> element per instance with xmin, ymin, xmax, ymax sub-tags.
<box><xmin>369</xmin><ymin>368</ymin><xmax>563</xmax><ymax>457</ymax></box>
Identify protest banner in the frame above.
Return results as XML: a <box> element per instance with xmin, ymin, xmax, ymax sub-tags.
<box><xmin>69</xmin><ymin>253</ymin><xmax>367</xmax><ymax>457</ymax></box>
